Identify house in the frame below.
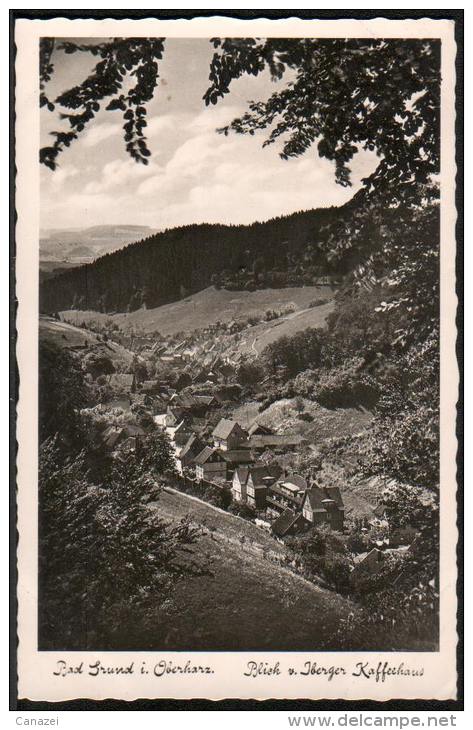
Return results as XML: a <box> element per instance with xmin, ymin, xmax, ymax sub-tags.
<box><xmin>195</xmin><ymin>394</ymin><xmax>217</xmax><ymax>410</ymax></box>
<box><xmin>154</xmin><ymin>413</ymin><xmax>168</xmax><ymax>429</ymax></box>
<box><xmin>107</xmin><ymin>373</ymin><xmax>136</xmax><ymax>394</ymax></box>
<box><xmin>216</xmin><ymin>362</ymin><xmax>235</xmax><ymax>382</ymax></box>
<box><xmin>102</xmin><ymin>425</ymin><xmax>126</xmax><ymax>451</ymax></box>
<box><xmin>370</xmin><ymin>497</ymin><xmax>422</xmax><ymax>547</ymax></box>
<box><xmin>175</xmin><ymin>372</ymin><xmax>193</xmax><ymax>391</ymax></box>
<box><xmin>242</xmin><ymin>463</ymin><xmax>283</xmax><ymax>510</ymax></box>
<box><xmin>171</xmin><ymin>393</ymin><xmax>216</xmax><ymax>416</ymax></box>
<box><xmin>232</xmin><ymin>467</ymin><xmax>249</xmax><ymax>503</ymax></box>
<box><xmin>166</xmin><ymin>403</ymin><xmax>196</xmax><ymax>426</ymax></box>
<box><xmin>164</xmin><ymin>410</ymin><xmax>180</xmax><ymax>428</ymax></box>
<box><xmin>248</xmin><ymin>434</ymin><xmax>306</xmax><ymax>453</ymax></box>
<box><xmin>221</xmin><ymin>449</ymin><xmax>255</xmax><ymax>478</ymax></box>
<box><xmin>131</xmin><ymin>392</ymin><xmax>155</xmax><ymax>409</ymax></box>
<box><xmin>140</xmin><ymin>380</ymin><xmax>160</xmax><ymax>395</ymax></box>
<box><xmin>301</xmin><ymin>486</ymin><xmax>345</xmax><ymax>531</ymax></box>
<box><xmin>247</xmin><ymin>464</ymin><xmax>282</xmax><ymax>510</ymax></box>
<box><xmin>176</xmin><ymin>434</ymin><xmax>206</xmax><ymax>475</ymax></box>
<box><xmin>248</xmin><ymin>422</ymin><xmax>273</xmax><ymax>437</ymax></box>
<box><xmin>212</xmin><ymin>418</ymin><xmax>248</xmax><ymax>451</ymax></box>
<box><xmin>194</xmin><ymin>445</ymin><xmax>254</xmax><ymax>483</ymax></box>
<box><xmin>266</xmin><ymin>474</ymin><xmax>307</xmax><ymax>518</ymax></box>
<box><xmin>271</xmin><ymin>509</ymin><xmax>305</xmax><ymax>538</ymax></box>
<box><xmin>194</xmin><ymin>447</ymin><xmax>228</xmax><ymax>482</ymax></box>
<box><xmin>350</xmin><ymin>548</ymin><xmax>385</xmax><ymax>584</ymax></box>
<box><xmin>192</xmin><ymin>367</ymin><xmax>211</xmax><ymax>384</ymax></box>
<box><xmin>102</xmin><ymin>423</ymin><xmax>146</xmax><ymax>453</ymax></box>
<box><xmin>172</xmin><ymin>420</ymin><xmax>195</xmax><ymax>447</ymax></box>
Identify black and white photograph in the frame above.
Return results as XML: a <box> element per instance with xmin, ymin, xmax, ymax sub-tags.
<box><xmin>14</xmin><ymin>13</ymin><xmax>460</xmax><ymax>704</ymax></box>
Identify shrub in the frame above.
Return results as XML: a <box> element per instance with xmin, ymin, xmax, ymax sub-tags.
<box><xmin>236</xmin><ymin>360</ymin><xmax>265</xmax><ymax>387</ymax></box>
<box><xmin>308</xmin><ymin>297</ymin><xmax>330</xmax><ymax>308</ymax></box>
<box><xmin>315</xmin><ymin>365</ymin><xmax>379</xmax><ymax>409</ymax></box>
<box><xmin>262</xmin><ymin>327</ymin><xmax>326</xmax><ymax>376</ymax></box>
<box><xmin>346</xmin><ymin>532</ymin><xmax>367</xmax><ymax>555</ymax></box>
<box><xmin>320</xmin><ymin>555</ymin><xmax>351</xmax><ymax>592</ymax></box>
<box><xmin>228</xmin><ymin>502</ymin><xmax>256</xmax><ymax>520</ymax></box>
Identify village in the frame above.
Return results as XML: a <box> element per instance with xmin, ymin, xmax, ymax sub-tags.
<box><xmin>49</xmin><ymin>313</ymin><xmax>427</xmax><ymax>593</ymax></box>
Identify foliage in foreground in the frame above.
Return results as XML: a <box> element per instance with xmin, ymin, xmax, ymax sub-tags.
<box><xmin>38</xmin><ymin>342</ymin><xmax>199</xmax><ymax>650</ymax></box>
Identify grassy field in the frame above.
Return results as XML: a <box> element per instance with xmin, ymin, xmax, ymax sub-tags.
<box><xmin>61</xmin><ymin>285</ymin><xmax>336</xmax><ymax>336</ymax></box>
<box><xmin>236</xmin><ymin>301</ymin><xmax>335</xmax><ymax>356</ymax></box>
<box><xmin>145</xmin><ymin>488</ymin><xmax>354</xmax><ymax>651</ymax></box>
<box><xmin>39</xmin><ymin>316</ymin><xmax>135</xmax><ymax>367</ymax></box>
<box><xmin>234</xmin><ymin>397</ymin><xmax>373</xmax><ymax>442</ymax></box>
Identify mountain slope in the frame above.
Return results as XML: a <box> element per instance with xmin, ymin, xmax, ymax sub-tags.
<box><xmin>62</xmin><ymin>284</ymin><xmax>336</xmax><ymax>337</ymax></box>
<box><xmin>40</xmin><ymin>197</ymin><xmax>363</xmax><ymax>314</ymax></box>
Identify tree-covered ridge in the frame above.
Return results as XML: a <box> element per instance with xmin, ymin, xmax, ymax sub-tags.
<box><xmin>39</xmin><ymin>198</ymin><xmax>362</xmax><ymax>314</ymax></box>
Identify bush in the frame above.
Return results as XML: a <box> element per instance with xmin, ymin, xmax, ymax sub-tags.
<box><xmin>236</xmin><ymin>360</ymin><xmax>265</xmax><ymax>387</ymax></box>
<box><xmin>320</xmin><ymin>555</ymin><xmax>351</xmax><ymax>592</ymax></box>
<box><xmin>292</xmin><ymin>369</ymin><xmax>318</xmax><ymax>398</ymax></box>
<box><xmin>308</xmin><ymin>297</ymin><xmax>330</xmax><ymax>308</ymax></box>
<box><xmin>346</xmin><ymin>531</ymin><xmax>367</xmax><ymax>555</ymax></box>
<box><xmin>228</xmin><ymin>502</ymin><xmax>256</xmax><ymax>520</ymax></box>
<box><xmin>287</xmin><ymin>530</ymin><xmax>327</xmax><ymax>558</ymax></box>
<box><xmin>315</xmin><ymin>365</ymin><xmax>379</xmax><ymax>409</ymax></box>
<box><xmin>262</xmin><ymin>327</ymin><xmax>326</xmax><ymax>376</ymax></box>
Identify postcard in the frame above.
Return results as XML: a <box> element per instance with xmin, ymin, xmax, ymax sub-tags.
<box><xmin>15</xmin><ymin>14</ymin><xmax>459</xmax><ymax>703</ymax></box>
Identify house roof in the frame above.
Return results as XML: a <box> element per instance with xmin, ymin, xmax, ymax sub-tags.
<box><xmin>281</xmin><ymin>474</ymin><xmax>308</xmax><ymax>491</ymax></box>
<box><xmin>103</xmin><ymin>426</ymin><xmax>124</xmax><ymax>450</ymax></box>
<box><xmin>248</xmin><ymin>434</ymin><xmax>306</xmax><ymax>449</ymax></box>
<box><xmin>221</xmin><ymin>449</ymin><xmax>255</xmax><ymax>464</ymax></box>
<box><xmin>212</xmin><ymin>418</ymin><xmax>244</xmax><ymax>440</ymax></box>
<box><xmin>194</xmin><ymin>446</ymin><xmax>218</xmax><ymax>465</ymax></box>
<box><xmin>174</xmin><ymin>394</ymin><xmax>201</xmax><ymax>409</ymax></box>
<box><xmin>195</xmin><ymin>395</ymin><xmax>215</xmax><ymax>406</ymax></box>
<box><xmin>123</xmin><ymin>423</ymin><xmax>146</xmax><ymax>437</ymax></box>
<box><xmin>141</xmin><ymin>380</ymin><xmax>158</xmax><ymax>392</ymax></box>
<box><xmin>248</xmin><ymin>463</ymin><xmax>282</xmax><ymax>486</ymax></box>
<box><xmin>174</xmin><ymin>419</ymin><xmax>193</xmax><ymax>433</ymax></box>
<box><xmin>248</xmin><ymin>422</ymin><xmax>274</xmax><ymax>436</ymax></box>
<box><xmin>216</xmin><ymin>364</ymin><xmax>235</xmax><ymax>379</ymax></box>
<box><xmin>179</xmin><ymin>434</ymin><xmax>206</xmax><ymax>461</ymax></box>
<box><xmin>351</xmin><ymin>548</ymin><xmax>385</xmax><ymax>575</ymax></box>
<box><xmin>303</xmin><ymin>486</ymin><xmax>344</xmax><ymax>512</ymax></box>
<box><xmin>271</xmin><ymin>509</ymin><xmax>302</xmax><ymax>538</ymax></box>
<box><xmin>233</xmin><ymin>466</ymin><xmax>250</xmax><ymax>485</ymax></box>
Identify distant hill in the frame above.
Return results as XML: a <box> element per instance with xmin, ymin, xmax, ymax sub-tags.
<box><xmin>40</xmin><ymin>197</ymin><xmax>364</xmax><ymax>314</ymax></box>
<box><xmin>39</xmin><ymin>224</ymin><xmax>161</xmax><ymax>271</ymax></box>
<box><xmin>69</xmin><ymin>245</ymin><xmax>95</xmax><ymax>258</ymax></box>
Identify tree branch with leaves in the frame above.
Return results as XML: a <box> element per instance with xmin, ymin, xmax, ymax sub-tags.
<box><xmin>39</xmin><ymin>37</ymin><xmax>165</xmax><ymax>169</ymax></box>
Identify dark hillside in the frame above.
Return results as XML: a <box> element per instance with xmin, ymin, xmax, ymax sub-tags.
<box><xmin>40</xmin><ymin>195</ymin><xmax>364</xmax><ymax>314</ymax></box>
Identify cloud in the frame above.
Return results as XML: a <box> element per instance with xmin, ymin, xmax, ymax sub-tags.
<box><xmin>41</xmin><ymin>107</ymin><xmax>379</xmax><ymax>231</ymax></box>
<box><xmin>84</xmin><ymin>157</ymin><xmax>162</xmax><ymax>195</ymax></box>
<box><xmin>47</xmin><ymin>164</ymin><xmax>80</xmax><ymax>187</ymax></box>
<box><xmin>82</xmin><ymin>122</ymin><xmax>122</xmax><ymax>148</ymax></box>
<box><xmin>146</xmin><ymin>114</ymin><xmax>178</xmax><ymax>138</ymax></box>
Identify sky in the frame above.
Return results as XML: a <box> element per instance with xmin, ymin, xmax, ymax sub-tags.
<box><xmin>40</xmin><ymin>38</ymin><xmax>379</xmax><ymax>232</ymax></box>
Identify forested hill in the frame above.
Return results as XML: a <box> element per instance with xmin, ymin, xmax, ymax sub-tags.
<box><xmin>40</xmin><ymin>195</ymin><xmax>363</xmax><ymax>315</ymax></box>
